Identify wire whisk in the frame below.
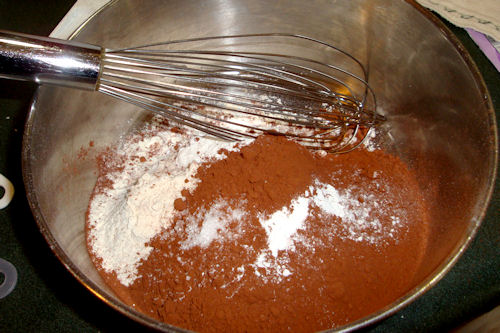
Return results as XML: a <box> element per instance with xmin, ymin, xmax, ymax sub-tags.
<box><xmin>0</xmin><ymin>31</ymin><xmax>384</xmax><ymax>153</ymax></box>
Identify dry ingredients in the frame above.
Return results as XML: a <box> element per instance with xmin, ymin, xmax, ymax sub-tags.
<box><xmin>86</xmin><ymin>117</ymin><xmax>430</xmax><ymax>332</ymax></box>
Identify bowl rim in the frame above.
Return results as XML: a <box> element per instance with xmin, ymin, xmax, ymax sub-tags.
<box><xmin>21</xmin><ymin>0</ymin><xmax>498</xmax><ymax>332</ymax></box>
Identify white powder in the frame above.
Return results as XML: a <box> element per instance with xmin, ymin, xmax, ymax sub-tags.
<box><xmin>253</xmin><ymin>252</ymin><xmax>294</xmax><ymax>283</ymax></box>
<box><xmin>181</xmin><ymin>200</ymin><xmax>247</xmax><ymax>249</ymax></box>
<box><xmin>311</xmin><ymin>183</ymin><xmax>345</xmax><ymax>217</ymax></box>
<box><xmin>259</xmin><ymin>196</ymin><xmax>311</xmax><ymax>257</ymax></box>
<box><xmin>253</xmin><ymin>178</ymin><xmax>403</xmax><ymax>279</ymax></box>
<box><xmin>362</xmin><ymin>128</ymin><xmax>379</xmax><ymax>151</ymax></box>
<box><xmin>257</xmin><ymin>178</ymin><xmax>391</xmax><ymax>249</ymax></box>
<box><xmin>87</xmin><ymin>117</ymin><xmax>246</xmax><ymax>286</ymax></box>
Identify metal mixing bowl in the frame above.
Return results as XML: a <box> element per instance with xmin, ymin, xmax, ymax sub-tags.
<box><xmin>21</xmin><ymin>0</ymin><xmax>497</xmax><ymax>331</ymax></box>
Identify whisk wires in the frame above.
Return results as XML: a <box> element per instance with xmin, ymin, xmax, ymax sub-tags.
<box><xmin>97</xmin><ymin>33</ymin><xmax>384</xmax><ymax>153</ymax></box>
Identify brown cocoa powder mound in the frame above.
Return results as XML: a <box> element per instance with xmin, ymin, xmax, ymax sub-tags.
<box><xmin>181</xmin><ymin>135</ymin><xmax>319</xmax><ymax>214</ymax></box>
<box><xmin>91</xmin><ymin>134</ymin><xmax>430</xmax><ymax>332</ymax></box>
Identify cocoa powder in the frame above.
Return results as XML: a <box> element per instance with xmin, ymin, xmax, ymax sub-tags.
<box><xmin>88</xmin><ymin>134</ymin><xmax>430</xmax><ymax>332</ymax></box>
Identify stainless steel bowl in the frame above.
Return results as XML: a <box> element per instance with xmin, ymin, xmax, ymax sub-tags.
<box><xmin>22</xmin><ymin>0</ymin><xmax>497</xmax><ymax>331</ymax></box>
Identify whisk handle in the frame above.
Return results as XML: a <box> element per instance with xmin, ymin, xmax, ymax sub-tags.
<box><xmin>0</xmin><ymin>30</ymin><xmax>102</xmax><ymax>90</ymax></box>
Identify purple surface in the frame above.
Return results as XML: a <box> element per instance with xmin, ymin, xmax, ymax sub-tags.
<box><xmin>466</xmin><ymin>28</ymin><xmax>500</xmax><ymax>73</ymax></box>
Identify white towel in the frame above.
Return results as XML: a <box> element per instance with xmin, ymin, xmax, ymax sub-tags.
<box><xmin>416</xmin><ymin>0</ymin><xmax>500</xmax><ymax>41</ymax></box>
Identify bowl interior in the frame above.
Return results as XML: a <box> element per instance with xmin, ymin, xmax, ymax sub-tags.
<box><xmin>23</xmin><ymin>0</ymin><xmax>497</xmax><ymax>331</ymax></box>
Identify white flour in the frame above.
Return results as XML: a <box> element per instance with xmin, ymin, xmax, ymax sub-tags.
<box><xmin>87</xmin><ymin>118</ymin><xmax>244</xmax><ymax>286</ymax></box>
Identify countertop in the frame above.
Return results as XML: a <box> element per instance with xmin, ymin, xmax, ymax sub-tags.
<box><xmin>0</xmin><ymin>0</ymin><xmax>498</xmax><ymax>332</ymax></box>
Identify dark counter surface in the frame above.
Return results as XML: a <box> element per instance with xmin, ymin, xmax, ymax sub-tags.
<box><xmin>0</xmin><ymin>1</ymin><xmax>498</xmax><ymax>332</ymax></box>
